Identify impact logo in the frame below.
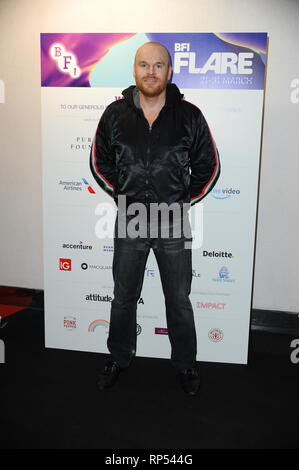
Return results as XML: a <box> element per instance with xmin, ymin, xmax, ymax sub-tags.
<box><xmin>50</xmin><ymin>43</ymin><xmax>81</xmax><ymax>79</ymax></box>
<box><xmin>173</xmin><ymin>43</ymin><xmax>253</xmax><ymax>75</ymax></box>
<box><xmin>211</xmin><ymin>187</ymin><xmax>240</xmax><ymax>200</ymax></box>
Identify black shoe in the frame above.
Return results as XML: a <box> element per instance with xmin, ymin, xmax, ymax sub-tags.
<box><xmin>179</xmin><ymin>368</ymin><xmax>200</xmax><ymax>395</ymax></box>
<box><xmin>97</xmin><ymin>359</ymin><xmax>122</xmax><ymax>390</ymax></box>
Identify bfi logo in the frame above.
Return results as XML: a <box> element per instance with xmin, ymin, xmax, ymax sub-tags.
<box><xmin>173</xmin><ymin>42</ymin><xmax>253</xmax><ymax>75</ymax></box>
<box><xmin>50</xmin><ymin>43</ymin><xmax>81</xmax><ymax>79</ymax></box>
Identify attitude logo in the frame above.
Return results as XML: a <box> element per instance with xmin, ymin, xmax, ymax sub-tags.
<box><xmin>50</xmin><ymin>43</ymin><xmax>81</xmax><ymax>79</ymax></box>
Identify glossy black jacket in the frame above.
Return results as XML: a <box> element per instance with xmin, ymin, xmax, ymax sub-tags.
<box><xmin>90</xmin><ymin>84</ymin><xmax>220</xmax><ymax>207</ymax></box>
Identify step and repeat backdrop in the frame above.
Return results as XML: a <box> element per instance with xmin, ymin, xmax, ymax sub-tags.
<box><xmin>41</xmin><ymin>32</ymin><xmax>267</xmax><ymax>364</ymax></box>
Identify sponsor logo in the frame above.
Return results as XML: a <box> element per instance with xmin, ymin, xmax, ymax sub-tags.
<box><xmin>58</xmin><ymin>178</ymin><xmax>95</xmax><ymax>194</ymax></box>
<box><xmin>197</xmin><ymin>302</ymin><xmax>226</xmax><ymax>309</ymax></box>
<box><xmin>136</xmin><ymin>324</ymin><xmax>142</xmax><ymax>336</ymax></box>
<box><xmin>155</xmin><ymin>327</ymin><xmax>168</xmax><ymax>335</ymax></box>
<box><xmin>70</xmin><ymin>136</ymin><xmax>92</xmax><ymax>151</ymax></box>
<box><xmin>212</xmin><ymin>267</ymin><xmax>235</xmax><ymax>283</ymax></box>
<box><xmin>88</xmin><ymin>319</ymin><xmax>110</xmax><ymax>332</ymax></box>
<box><xmin>62</xmin><ymin>241</ymin><xmax>92</xmax><ymax>251</ymax></box>
<box><xmin>145</xmin><ymin>268</ymin><xmax>155</xmax><ymax>277</ymax></box>
<box><xmin>103</xmin><ymin>245</ymin><xmax>114</xmax><ymax>253</ymax></box>
<box><xmin>85</xmin><ymin>293</ymin><xmax>144</xmax><ymax>304</ymax></box>
<box><xmin>211</xmin><ymin>188</ymin><xmax>240</xmax><ymax>200</ymax></box>
<box><xmin>203</xmin><ymin>250</ymin><xmax>234</xmax><ymax>259</ymax></box>
<box><xmin>85</xmin><ymin>293</ymin><xmax>112</xmax><ymax>302</ymax></box>
<box><xmin>50</xmin><ymin>43</ymin><xmax>81</xmax><ymax>79</ymax></box>
<box><xmin>59</xmin><ymin>258</ymin><xmax>72</xmax><ymax>271</ymax></box>
<box><xmin>64</xmin><ymin>316</ymin><xmax>77</xmax><ymax>330</ymax></box>
<box><xmin>81</xmin><ymin>263</ymin><xmax>112</xmax><ymax>271</ymax></box>
<box><xmin>192</xmin><ymin>269</ymin><xmax>201</xmax><ymax>278</ymax></box>
<box><xmin>208</xmin><ymin>328</ymin><xmax>224</xmax><ymax>342</ymax></box>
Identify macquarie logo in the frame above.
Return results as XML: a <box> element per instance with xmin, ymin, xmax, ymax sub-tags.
<box><xmin>173</xmin><ymin>43</ymin><xmax>253</xmax><ymax>75</ymax></box>
<box><xmin>50</xmin><ymin>43</ymin><xmax>81</xmax><ymax>79</ymax></box>
<box><xmin>211</xmin><ymin>187</ymin><xmax>240</xmax><ymax>200</ymax></box>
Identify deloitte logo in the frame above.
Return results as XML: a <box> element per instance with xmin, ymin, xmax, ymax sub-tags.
<box><xmin>203</xmin><ymin>250</ymin><xmax>234</xmax><ymax>259</ymax></box>
<box><xmin>211</xmin><ymin>187</ymin><xmax>240</xmax><ymax>200</ymax></box>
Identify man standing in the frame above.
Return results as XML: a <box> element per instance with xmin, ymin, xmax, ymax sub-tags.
<box><xmin>90</xmin><ymin>41</ymin><xmax>220</xmax><ymax>395</ymax></box>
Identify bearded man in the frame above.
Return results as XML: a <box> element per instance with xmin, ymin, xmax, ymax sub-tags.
<box><xmin>90</xmin><ymin>41</ymin><xmax>220</xmax><ymax>395</ymax></box>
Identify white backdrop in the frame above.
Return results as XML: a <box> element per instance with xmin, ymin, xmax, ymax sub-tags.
<box><xmin>41</xmin><ymin>33</ymin><xmax>266</xmax><ymax>364</ymax></box>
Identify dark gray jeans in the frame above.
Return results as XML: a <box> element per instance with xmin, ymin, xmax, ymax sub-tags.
<box><xmin>107</xmin><ymin>213</ymin><xmax>197</xmax><ymax>372</ymax></box>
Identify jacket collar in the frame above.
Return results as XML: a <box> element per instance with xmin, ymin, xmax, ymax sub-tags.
<box><xmin>122</xmin><ymin>83</ymin><xmax>183</xmax><ymax>110</ymax></box>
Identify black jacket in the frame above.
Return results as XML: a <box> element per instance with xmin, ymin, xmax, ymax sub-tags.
<box><xmin>90</xmin><ymin>84</ymin><xmax>220</xmax><ymax>207</ymax></box>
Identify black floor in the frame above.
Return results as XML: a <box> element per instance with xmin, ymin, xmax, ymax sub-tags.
<box><xmin>0</xmin><ymin>308</ymin><xmax>299</xmax><ymax>450</ymax></box>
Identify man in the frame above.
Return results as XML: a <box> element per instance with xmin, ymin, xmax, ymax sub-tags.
<box><xmin>90</xmin><ymin>41</ymin><xmax>220</xmax><ymax>395</ymax></box>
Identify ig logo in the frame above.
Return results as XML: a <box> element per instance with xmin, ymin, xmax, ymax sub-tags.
<box><xmin>50</xmin><ymin>43</ymin><xmax>81</xmax><ymax>79</ymax></box>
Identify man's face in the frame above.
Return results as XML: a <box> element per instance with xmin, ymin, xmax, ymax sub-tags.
<box><xmin>133</xmin><ymin>43</ymin><xmax>172</xmax><ymax>98</ymax></box>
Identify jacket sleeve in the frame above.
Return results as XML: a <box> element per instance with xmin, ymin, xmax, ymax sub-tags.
<box><xmin>189</xmin><ymin>111</ymin><xmax>220</xmax><ymax>206</ymax></box>
<box><xmin>90</xmin><ymin>108</ymin><xmax>117</xmax><ymax>198</ymax></box>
